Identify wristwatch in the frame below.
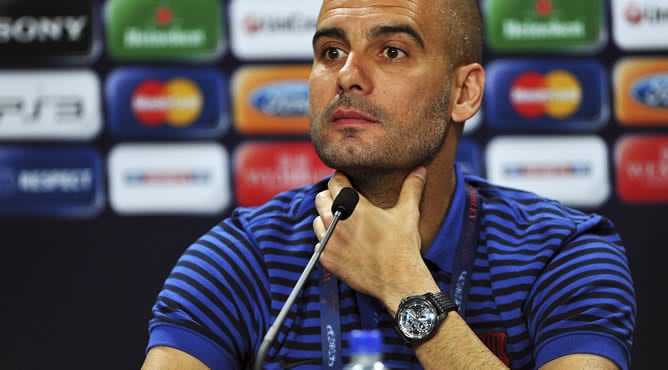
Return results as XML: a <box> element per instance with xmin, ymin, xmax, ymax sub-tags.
<box><xmin>395</xmin><ymin>291</ymin><xmax>458</xmax><ymax>344</ymax></box>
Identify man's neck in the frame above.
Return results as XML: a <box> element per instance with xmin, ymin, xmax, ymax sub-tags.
<box><xmin>348</xmin><ymin>170</ymin><xmax>407</xmax><ymax>209</ymax></box>
<box><xmin>418</xmin><ymin>164</ymin><xmax>457</xmax><ymax>252</ymax></box>
<box><xmin>346</xmin><ymin>165</ymin><xmax>457</xmax><ymax>254</ymax></box>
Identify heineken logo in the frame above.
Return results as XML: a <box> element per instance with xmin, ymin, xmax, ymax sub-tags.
<box><xmin>485</xmin><ymin>0</ymin><xmax>604</xmax><ymax>52</ymax></box>
<box><xmin>105</xmin><ymin>0</ymin><xmax>224</xmax><ymax>60</ymax></box>
<box><xmin>502</xmin><ymin>19</ymin><xmax>585</xmax><ymax>40</ymax></box>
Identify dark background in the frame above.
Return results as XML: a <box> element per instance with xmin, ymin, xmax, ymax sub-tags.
<box><xmin>1</xmin><ymin>0</ymin><xmax>667</xmax><ymax>369</ymax></box>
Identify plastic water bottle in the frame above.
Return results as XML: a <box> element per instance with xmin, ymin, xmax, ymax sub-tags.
<box><xmin>344</xmin><ymin>329</ymin><xmax>387</xmax><ymax>370</ymax></box>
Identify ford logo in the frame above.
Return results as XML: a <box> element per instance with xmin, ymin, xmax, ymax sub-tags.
<box><xmin>250</xmin><ymin>81</ymin><xmax>309</xmax><ymax>116</ymax></box>
<box><xmin>631</xmin><ymin>74</ymin><xmax>668</xmax><ymax>109</ymax></box>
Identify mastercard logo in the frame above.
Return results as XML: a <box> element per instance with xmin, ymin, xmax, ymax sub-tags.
<box><xmin>131</xmin><ymin>78</ymin><xmax>203</xmax><ymax>127</ymax></box>
<box><xmin>510</xmin><ymin>70</ymin><xmax>582</xmax><ymax>119</ymax></box>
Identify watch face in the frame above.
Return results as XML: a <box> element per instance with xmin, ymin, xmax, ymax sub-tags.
<box><xmin>397</xmin><ymin>297</ymin><xmax>438</xmax><ymax>340</ymax></box>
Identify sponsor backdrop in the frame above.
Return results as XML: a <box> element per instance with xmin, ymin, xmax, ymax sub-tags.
<box><xmin>0</xmin><ymin>0</ymin><xmax>665</xmax><ymax>368</ymax></box>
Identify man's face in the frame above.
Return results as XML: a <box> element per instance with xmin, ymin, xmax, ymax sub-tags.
<box><xmin>309</xmin><ymin>0</ymin><xmax>453</xmax><ymax>176</ymax></box>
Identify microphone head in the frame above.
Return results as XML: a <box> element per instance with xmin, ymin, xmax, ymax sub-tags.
<box><xmin>331</xmin><ymin>187</ymin><xmax>359</xmax><ymax>220</ymax></box>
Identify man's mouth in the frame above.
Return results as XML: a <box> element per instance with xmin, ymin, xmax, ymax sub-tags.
<box><xmin>330</xmin><ymin>108</ymin><xmax>379</xmax><ymax>125</ymax></box>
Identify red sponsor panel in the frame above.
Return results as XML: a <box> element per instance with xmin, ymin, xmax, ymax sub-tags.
<box><xmin>616</xmin><ymin>135</ymin><xmax>668</xmax><ymax>203</ymax></box>
<box><xmin>234</xmin><ymin>141</ymin><xmax>333</xmax><ymax>206</ymax></box>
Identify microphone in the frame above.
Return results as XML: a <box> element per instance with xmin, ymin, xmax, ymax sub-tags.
<box><xmin>252</xmin><ymin>187</ymin><xmax>359</xmax><ymax>370</ymax></box>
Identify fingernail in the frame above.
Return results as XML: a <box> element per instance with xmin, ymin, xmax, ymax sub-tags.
<box><xmin>413</xmin><ymin>167</ymin><xmax>427</xmax><ymax>181</ymax></box>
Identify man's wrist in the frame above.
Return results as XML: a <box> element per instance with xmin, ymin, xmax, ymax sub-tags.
<box><xmin>383</xmin><ymin>280</ymin><xmax>441</xmax><ymax>317</ymax></box>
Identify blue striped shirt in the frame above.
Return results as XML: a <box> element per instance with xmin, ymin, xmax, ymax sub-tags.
<box><xmin>147</xmin><ymin>164</ymin><xmax>636</xmax><ymax>369</ymax></box>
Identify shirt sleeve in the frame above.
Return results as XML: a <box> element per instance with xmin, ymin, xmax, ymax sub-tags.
<box><xmin>526</xmin><ymin>215</ymin><xmax>636</xmax><ymax>369</ymax></box>
<box><xmin>146</xmin><ymin>214</ymin><xmax>271</xmax><ymax>370</ymax></box>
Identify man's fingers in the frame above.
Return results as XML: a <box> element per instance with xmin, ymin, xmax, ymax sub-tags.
<box><xmin>397</xmin><ymin>167</ymin><xmax>427</xmax><ymax>212</ymax></box>
<box><xmin>328</xmin><ymin>171</ymin><xmax>354</xmax><ymax>197</ymax></box>
<box><xmin>315</xmin><ymin>190</ymin><xmax>333</xmax><ymax>219</ymax></box>
<box><xmin>313</xmin><ymin>217</ymin><xmax>326</xmax><ymax>242</ymax></box>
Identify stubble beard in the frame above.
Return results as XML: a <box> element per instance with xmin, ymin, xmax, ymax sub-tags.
<box><xmin>310</xmin><ymin>91</ymin><xmax>450</xmax><ymax>181</ymax></box>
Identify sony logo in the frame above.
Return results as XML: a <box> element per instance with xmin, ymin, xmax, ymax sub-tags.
<box><xmin>0</xmin><ymin>16</ymin><xmax>88</xmax><ymax>43</ymax></box>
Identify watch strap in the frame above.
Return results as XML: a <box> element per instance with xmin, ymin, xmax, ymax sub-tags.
<box><xmin>427</xmin><ymin>291</ymin><xmax>458</xmax><ymax>317</ymax></box>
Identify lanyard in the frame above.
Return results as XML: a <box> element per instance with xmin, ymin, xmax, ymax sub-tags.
<box><xmin>319</xmin><ymin>183</ymin><xmax>481</xmax><ymax>368</ymax></box>
<box><xmin>451</xmin><ymin>184</ymin><xmax>481</xmax><ymax>316</ymax></box>
<box><xmin>320</xmin><ymin>266</ymin><xmax>342</xmax><ymax>369</ymax></box>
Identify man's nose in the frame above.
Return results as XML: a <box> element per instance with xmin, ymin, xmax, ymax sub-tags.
<box><xmin>336</xmin><ymin>52</ymin><xmax>373</xmax><ymax>96</ymax></box>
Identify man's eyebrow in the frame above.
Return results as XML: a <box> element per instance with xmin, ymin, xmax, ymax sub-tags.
<box><xmin>370</xmin><ymin>24</ymin><xmax>425</xmax><ymax>49</ymax></box>
<box><xmin>312</xmin><ymin>24</ymin><xmax>425</xmax><ymax>50</ymax></box>
<box><xmin>312</xmin><ymin>27</ymin><xmax>346</xmax><ymax>49</ymax></box>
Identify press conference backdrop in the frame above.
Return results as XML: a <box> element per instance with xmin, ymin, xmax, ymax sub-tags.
<box><xmin>0</xmin><ymin>0</ymin><xmax>665</xmax><ymax>368</ymax></box>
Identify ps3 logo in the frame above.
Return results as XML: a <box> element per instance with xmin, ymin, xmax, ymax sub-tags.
<box><xmin>0</xmin><ymin>71</ymin><xmax>101</xmax><ymax>140</ymax></box>
<box><xmin>0</xmin><ymin>96</ymin><xmax>84</xmax><ymax>123</ymax></box>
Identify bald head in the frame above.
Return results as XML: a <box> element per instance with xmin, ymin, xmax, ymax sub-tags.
<box><xmin>438</xmin><ymin>0</ymin><xmax>483</xmax><ymax>69</ymax></box>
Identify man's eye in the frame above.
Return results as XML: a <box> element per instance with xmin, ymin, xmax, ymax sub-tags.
<box><xmin>324</xmin><ymin>47</ymin><xmax>344</xmax><ymax>60</ymax></box>
<box><xmin>383</xmin><ymin>47</ymin><xmax>406</xmax><ymax>59</ymax></box>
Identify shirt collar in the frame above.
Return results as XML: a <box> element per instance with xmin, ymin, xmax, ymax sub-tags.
<box><xmin>423</xmin><ymin>163</ymin><xmax>466</xmax><ymax>274</ymax></box>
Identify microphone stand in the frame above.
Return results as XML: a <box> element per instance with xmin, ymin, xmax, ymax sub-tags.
<box><xmin>252</xmin><ymin>188</ymin><xmax>357</xmax><ymax>370</ymax></box>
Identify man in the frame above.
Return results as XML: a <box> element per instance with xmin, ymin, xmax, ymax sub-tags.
<box><xmin>142</xmin><ymin>0</ymin><xmax>636</xmax><ymax>369</ymax></box>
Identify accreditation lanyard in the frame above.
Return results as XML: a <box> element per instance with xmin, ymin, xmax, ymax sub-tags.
<box><xmin>319</xmin><ymin>266</ymin><xmax>341</xmax><ymax>369</ymax></box>
<box><xmin>450</xmin><ymin>184</ymin><xmax>481</xmax><ymax>316</ymax></box>
<box><xmin>319</xmin><ymin>183</ymin><xmax>482</xmax><ymax>369</ymax></box>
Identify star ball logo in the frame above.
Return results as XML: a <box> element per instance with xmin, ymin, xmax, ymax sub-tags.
<box><xmin>131</xmin><ymin>78</ymin><xmax>203</xmax><ymax>127</ymax></box>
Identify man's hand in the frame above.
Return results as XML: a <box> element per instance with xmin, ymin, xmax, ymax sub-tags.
<box><xmin>313</xmin><ymin>167</ymin><xmax>439</xmax><ymax>311</ymax></box>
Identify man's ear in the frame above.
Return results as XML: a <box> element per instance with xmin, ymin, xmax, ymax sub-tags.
<box><xmin>450</xmin><ymin>63</ymin><xmax>485</xmax><ymax>123</ymax></box>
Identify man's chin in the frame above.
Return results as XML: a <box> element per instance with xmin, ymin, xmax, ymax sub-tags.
<box><xmin>328</xmin><ymin>164</ymin><xmax>400</xmax><ymax>179</ymax></box>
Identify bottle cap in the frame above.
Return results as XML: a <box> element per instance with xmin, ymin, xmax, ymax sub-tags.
<box><xmin>349</xmin><ymin>329</ymin><xmax>383</xmax><ymax>354</ymax></box>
